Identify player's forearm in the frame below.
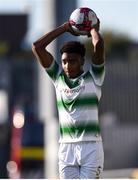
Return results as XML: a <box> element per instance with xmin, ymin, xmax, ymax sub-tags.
<box><xmin>32</xmin><ymin>24</ymin><xmax>67</xmax><ymax>68</ymax></box>
<box><xmin>32</xmin><ymin>24</ymin><xmax>66</xmax><ymax>49</ymax></box>
<box><xmin>90</xmin><ymin>29</ymin><xmax>105</xmax><ymax>65</ymax></box>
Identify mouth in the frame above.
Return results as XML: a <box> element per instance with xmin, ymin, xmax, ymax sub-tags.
<box><xmin>66</xmin><ymin>70</ymin><xmax>73</xmax><ymax>74</ymax></box>
<box><xmin>65</xmin><ymin>70</ymin><xmax>74</xmax><ymax>77</ymax></box>
<box><xmin>66</xmin><ymin>71</ymin><xmax>79</xmax><ymax>79</ymax></box>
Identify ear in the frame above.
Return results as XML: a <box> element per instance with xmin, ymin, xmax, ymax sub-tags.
<box><xmin>81</xmin><ymin>58</ymin><xmax>85</xmax><ymax>65</ymax></box>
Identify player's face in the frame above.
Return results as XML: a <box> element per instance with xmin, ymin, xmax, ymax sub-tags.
<box><xmin>61</xmin><ymin>53</ymin><xmax>84</xmax><ymax>79</ymax></box>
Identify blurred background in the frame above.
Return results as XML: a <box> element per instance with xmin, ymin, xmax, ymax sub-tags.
<box><xmin>0</xmin><ymin>0</ymin><xmax>138</xmax><ymax>178</ymax></box>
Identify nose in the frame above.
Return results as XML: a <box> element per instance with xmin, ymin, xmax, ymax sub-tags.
<box><xmin>66</xmin><ymin>62</ymin><xmax>71</xmax><ymax>70</ymax></box>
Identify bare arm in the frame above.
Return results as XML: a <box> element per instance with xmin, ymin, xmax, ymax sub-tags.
<box><xmin>32</xmin><ymin>23</ymin><xmax>69</xmax><ymax>68</ymax></box>
<box><xmin>90</xmin><ymin>20</ymin><xmax>105</xmax><ymax>65</ymax></box>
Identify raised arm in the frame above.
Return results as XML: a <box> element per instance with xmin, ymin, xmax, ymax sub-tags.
<box><xmin>32</xmin><ymin>23</ymin><xmax>70</xmax><ymax>68</ymax></box>
<box><xmin>90</xmin><ymin>20</ymin><xmax>105</xmax><ymax>65</ymax></box>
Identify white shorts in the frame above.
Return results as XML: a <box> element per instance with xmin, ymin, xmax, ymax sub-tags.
<box><xmin>58</xmin><ymin>141</ymin><xmax>104</xmax><ymax>179</ymax></box>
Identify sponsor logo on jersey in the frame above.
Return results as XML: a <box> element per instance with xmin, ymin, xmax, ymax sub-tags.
<box><xmin>60</xmin><ymin>85</ymin><xmax>85</xmax><ymax>95</ymax></box>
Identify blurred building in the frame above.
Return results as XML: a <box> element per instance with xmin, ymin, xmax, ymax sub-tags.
<box><xmin>0</xmin><ymin>0</ymin><xmax>77</xmax><ymax>178</ymax></box>
<box><xmin>0</xmin><ymin>12</ymin><xmax>42</xmax><ymax>178</ymax></box>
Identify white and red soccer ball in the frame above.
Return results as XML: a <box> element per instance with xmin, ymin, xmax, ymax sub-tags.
<box><xmin>69</xmin><ymin>7</ymin><xmax>98</xmax><ymax>35</ymax></box>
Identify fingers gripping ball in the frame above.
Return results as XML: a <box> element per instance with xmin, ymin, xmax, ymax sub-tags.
<box><xmin>69</xmin><ymin>7</ymin><xmax>98</xmax><ymax>35</ymax></box>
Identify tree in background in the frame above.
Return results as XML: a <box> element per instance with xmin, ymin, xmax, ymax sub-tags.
<box><xmin>84</xmin><ymin>31</ymin><xmax>137</xmax><ymax>61</ymax></box>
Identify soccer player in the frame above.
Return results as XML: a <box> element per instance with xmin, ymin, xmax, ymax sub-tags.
<box><xmin>32</xmin><ymin>20</ymin><xmax>105</xmax><ymax>179</ymax></box>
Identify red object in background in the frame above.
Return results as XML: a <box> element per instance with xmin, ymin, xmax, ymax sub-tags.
<box><xmin>9</xmin><ymin>109</ymin><xmax>24</xmax><ymax>178</ymax></box>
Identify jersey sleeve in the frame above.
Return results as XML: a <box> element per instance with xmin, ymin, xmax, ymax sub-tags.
<box><xmin>90</xmin><ymin>63</ymin><xmax>105</xmax><ymax>86</ymax></box>
<box><xmin>45</xmin><ymin>60</ymin><xmax>61</xmax><ymax>82</ymax></box>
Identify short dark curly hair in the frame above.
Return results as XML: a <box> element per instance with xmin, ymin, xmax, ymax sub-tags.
<box><xmin>60</xmin><ymin>41</ymin><xmax>86</xmax><ymax>57</ymax></box>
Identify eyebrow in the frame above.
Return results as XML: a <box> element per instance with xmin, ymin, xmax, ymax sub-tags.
<box><xmin>62</xmin><ymin>57</ymin><xmax>77</xmax><ymax>61</ymax></box>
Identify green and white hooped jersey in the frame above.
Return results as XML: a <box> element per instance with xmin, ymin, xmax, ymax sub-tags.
<box><xmin>45</xmin><ymin>60</ymin><xmax>105</xmax><ymax>143</ymax></box>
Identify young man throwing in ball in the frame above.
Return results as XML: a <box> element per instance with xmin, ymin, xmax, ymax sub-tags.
<box><xmin>32</xmin><ymin>19</ymin><xmax>105</xmax><ymax>179</ymax></box>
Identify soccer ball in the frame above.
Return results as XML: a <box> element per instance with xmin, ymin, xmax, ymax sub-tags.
<box><xmin>69</xmin><ymin>7</ymin><xmax>98</xmax><ymax>35</ymax></box>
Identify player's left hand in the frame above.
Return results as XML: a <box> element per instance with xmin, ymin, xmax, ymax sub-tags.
<box><xmin>93</xmin><ymin>18</ymin><xmax>100</xmax><ymax>31</ymax></box>
<box><xmin>87</xmin><ymin>18</ymin><xmax>100</xmax><ymax>37</ymax></box>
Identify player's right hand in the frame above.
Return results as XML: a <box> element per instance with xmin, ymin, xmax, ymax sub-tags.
<box><xmin>63</xmin><ymin>22</ymin><xmax>80</xmax><ymax>36</ymax></box>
